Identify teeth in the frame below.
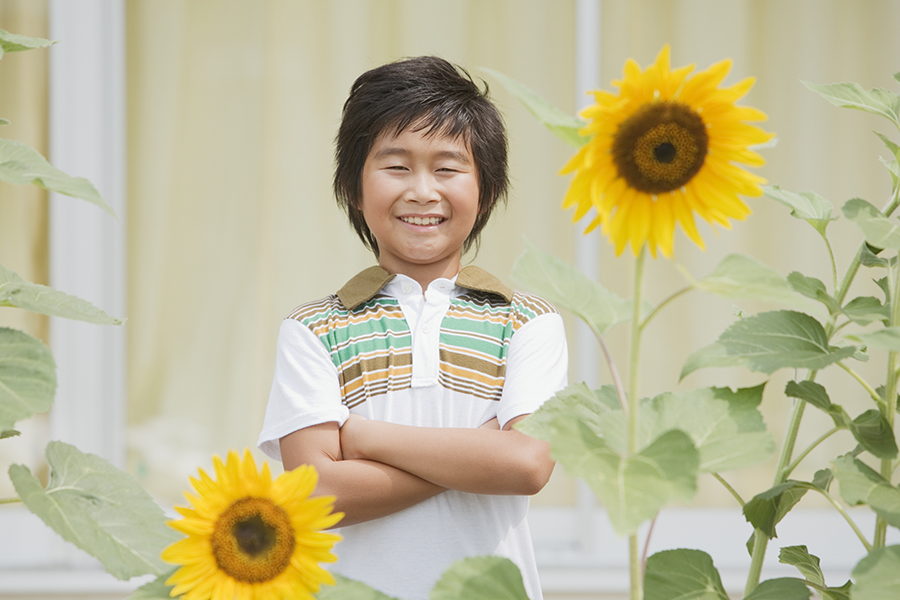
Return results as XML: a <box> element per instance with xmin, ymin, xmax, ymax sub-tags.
<box><xmin>402</xmin><ymin>216</ymin><xmax>443</xmax><ymax>225</ymax></box>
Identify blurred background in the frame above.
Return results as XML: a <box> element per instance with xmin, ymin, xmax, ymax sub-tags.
<box><xmin>1</xmin><ymin>0</ymin><xmax>900</xmax><ymax>598</ymax></box>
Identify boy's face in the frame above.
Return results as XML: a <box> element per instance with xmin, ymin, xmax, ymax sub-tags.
<box><xmin>360</xmin><ymin>126</ymin><xmax>480</xmax><ymax>281</ymax></box>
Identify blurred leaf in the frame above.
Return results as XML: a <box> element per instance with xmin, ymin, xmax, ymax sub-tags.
<box><xmin>850</xmin><ymin>410</ymin><xmax>898</xmax><ymax>459</ymax></box>
<box><xmin>833</xmin><ymin>455</ymin><xmax>900</xmax><ymax>528</ymax></box>
<box><xmin>430</xmin><ymin>556</ymin><xmax>529</xmax><ymax>600</ymax></box>
<box><xmin>0</xmin><ymin>118</ymin><xmax>9</xmax><ymax>126</ymax></box>
<box><xmin>316</xmin><ymin>574</ymin><xmax>400</xmax><ymax>600</ymax></box>
<box><xmin>9</xmin><ymin>441</ymin><xmax>179</xmax><ymax>580</ymax></box>
<box><xmin>852</xmin><ymin>545</ymin><xmax>900</xmax><ymax>600</ymax></box>
<box><xmin>779</xmin><ymin>545</ymin><xmax>826</xmax><ymax>587</ymax></box>
<box><xmin>511</xmin><ymin>238</ymin><xmax>636</xmax><ymax>335</ymax></box>
<box><xmin>849</xmin><ymin>327</ymin><xmax>900</xmax><ymax>351</ymax></box>
<box><xmin>876</xmin><ymin>132</ymin><xmax>900</xmax><ymax>165</ymax></box>
<box><xmin>787</xmin><ymin>272</ymin><xmax>840</xmax><ymax>313</ymax></box>
<box><xmin>785</xmin><ymin>380</ymin><xmax>832</xmax><ymax>411</ymax></box>
<box><xmin>0</xmin><ymin>263</ymin><xmax>121</xmax><ymax>324</ymax></box>
<box><xmin>842</xmin><ymin>296</ymin><xmax>890</xmax><ymax>325</ymax></box>
<box><xmin>126</xmin><ymin>572</ymin><xmax>178</xmax><ymax>600</ymax></box>
<box><xmin>482</xmin><ymin>67</ymin><xmax>588</xmax><ymax>148</ymax></box>
<box><xmin>643</xmin><ymin>385</ymin><xmax>774</xmax><ymax>472</ymax></box>
<box><xmin>0</xmin><ymin>28</ymin><xmax>54</xmax><ymax>57</ymax></box>
<box><xmin>0</xmin><ymin>138</ymin><xmax>114</xmax><ymax>215</ymax></box>
<box><xmin>644</xmin><ymin>549</ymin><xmax>729</xmax><ymax>600</ymax></box>
<box><xmin>876</xmin><ymin>277</ymin><xmax>892</xmax><ymax>305</ymax></box>
<box><xmin>880</xmin><ymin>156</ymin><xmax>900</xmax><ymax>191</ymax></box>
<box><xmin>744</xmin><ymin>578</ymin><xmax>811</xmax><ymax>600</ymax></box>
<box><xmin>0</xmin><ymin>327</ymin><xmax>56</xmax><ymax>432</ymax></box>
<box><xmin>859</xmin><ymin>244</ymin><xmax>894</xmax><ymax>269</ymax></box>
<box><xmin>843</xmin><ymin>198</ymin><xmax>900</xmax><ymax>250</ymax></box>
<box><xmin>804</xmin><ymin>81</ymin><xmax>900</xmax><ymax>125</ymax></box>
<box><xmin>813</xmin><ymin>469</ymin><xmax>835</xmax><ymax>492</ymax></box>
<box><xmin>1</xmin><ymin>428</ymin><xmax>20</xmax><ymax>439</ymax></box>
<box><xmin>744</xmin><ymin>481</ymin><xmax>814</xmax><ymax>538</ymax></box>
<box><xmin>765</xmin><ymin>184</ymin><xmax>836</xmax><ymax>236</ymax></box>
<box><xmin>687</xmin><ymin>253</ymin><xmax>805</xmax><ymax>305</ymax></box>
<box><xmin>682</xmin><ymin>311</ymin><xmax>857</xmax><ymax>378</ymax></box>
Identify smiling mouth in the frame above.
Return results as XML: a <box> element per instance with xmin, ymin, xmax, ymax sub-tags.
<box><xmin>400</xmin><ymin>216</ymin><xmax>445</xmax><ymax>226</ymax></box>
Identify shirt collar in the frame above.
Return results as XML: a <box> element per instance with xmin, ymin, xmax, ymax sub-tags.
<box><xmin>336</xmin><ymin>265</ymin><xmax>514</xmax><ymax>310</ymax></box>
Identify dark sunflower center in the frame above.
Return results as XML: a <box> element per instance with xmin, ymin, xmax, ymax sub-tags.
<box><xmin>611</xmin><ymin>101</ymin><xmax>708</xmax><ymax>194</ymax></box>
<box><xmin>211</xmin><ymin>497</ymin><xmax>295</xmax><ymax>583</ymax></box>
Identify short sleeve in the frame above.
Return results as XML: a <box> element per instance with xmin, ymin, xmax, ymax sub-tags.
<box><xmin>257</xmin><ymin>318</ymin><xmax>350</xmax><ymax>461</ymax></box>
<box><xmin>497</xmin><ymin>311</ymin><xmax>568</xmax><ymax>428</ymax></box>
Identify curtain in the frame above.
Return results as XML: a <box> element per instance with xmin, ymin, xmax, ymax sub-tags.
<box><xmin>125</xmin><ymin>0</ymin><xmax>900</xmax><ymax>509</ymax></box>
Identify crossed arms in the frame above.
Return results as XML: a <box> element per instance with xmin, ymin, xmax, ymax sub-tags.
<box><xmin>279</xmin><ymin>414</ymin><xmax>554</xmax><ymax>527</ymax></box>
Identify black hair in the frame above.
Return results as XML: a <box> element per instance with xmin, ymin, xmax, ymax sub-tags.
<box><xmin>333</xmin><ymin>56</ymin><xmax>509</xmax><ymax>256</ymax></box>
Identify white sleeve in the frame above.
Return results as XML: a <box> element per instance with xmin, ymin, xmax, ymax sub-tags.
<box><xmin>497</xmin><ymin>311</ymin><xmax>568</xmax><ymax>429</ymax></box>
<box><xmin>257</xmin><ymin>318</ymin><xmax>350</xmax><ymax>461</ymax></box>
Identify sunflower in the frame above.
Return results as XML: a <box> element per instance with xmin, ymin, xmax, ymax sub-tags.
<box><xmin>162</xmin><ymin>449</ymin><xmax>343</xmax><ymax>600</ymax></box>
<box><xmin>561</xmin><ymin>45</ymin><xmax>773</xmax><ymax>257</ymax></box>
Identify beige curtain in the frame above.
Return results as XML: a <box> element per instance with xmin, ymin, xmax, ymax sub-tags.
<box><xmin>0</xmin><ymin>0</ymin><xmax>49</xmax><ymax>498</ymax></box>
<box><xmin>125</xmin><ymin>0</ymin><xmax>900</xmax><ymax>508</ymax></box>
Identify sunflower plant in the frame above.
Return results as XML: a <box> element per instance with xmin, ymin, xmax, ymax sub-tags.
<box><xmin>489</xmin><ymin>47</ymin><xmax>900</xmax><ymax>599</ymax></box>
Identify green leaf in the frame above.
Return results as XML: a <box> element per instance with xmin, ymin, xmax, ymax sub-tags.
<box><xmin>0</xmin><ymin>138</ymin><xmax>114</xmax><ymax>215</ymax></box>
<box><xmin>843</xmin><ymin>198</ymin><xmax>900</xmax><ymax>250</ymax></box>
<box><xmin>859</xmin><ymin>244</ymin><xmax>894</xmax><ymax>269</ymax></box>
<box><xmin>0</xmin><ymin>28</ymin><xmax>54</xmax><ymax>57</ymax></box>
<box><xmin>804</xmin><ymin>80</ymin><xmax>900</xmax><ymax>125</ymax></box>
<box><xmin>430</xmin><ymin>556</ymin><xmax>530</xmax><ymax>600</ymax></box>
<box><xmin>882</xmin><ymin>156</ymin><xmax>900</xmax><ymax>190</ymax></box>
<box><xmin>785</xmin><ymin>380</ymin><xmax>832</xmax><ymax>411</ymax></box>
<box><xmin>833</xmin><ymin>455</ymin><xmax>900</xmax><ymax>528</ymax></box>
<box><xmin>842</xmin><ymin>296</ymin><xmax>890</xmax><ymax>325</ymax></box>
<box><xmin>850</xmin><ymin>327</ymin><xmax>900</xmax><ymax>351</ymax></box>
<box><xmin>1</xmin><ymin>428</ymin><xmax>20</xmax><ymax>439</ymax></box>
<box><xmin>765</xmin><ymin>184</ymin><xmax>836</xmax><ymax>236</ymax></box>
<box><xmin>682</xmin><ymin>311</ymin><xmax>858</xmax><ymax>377</ymax></box>
<box><xmin>643</xmin><ymin>385</ymin><xmax>774</xmax><ymax>472</ymax></box>
<box><xmin>9</xmin><ymin>441</ymin><xmax>179</xmax><ymax>580</ymax></box>
<box><xmin>813</xmin><ymin>468</ymin><xmax>835</xmax><ymax>492</ymax></box>
<box><xmin>876</xmin><ymin>132</ymin><xmax>900</xmax><ymax>164</ymax></box>
<box><xmin>520</xmin><ymin>391</ymin><xmax>698</xmax><ymax>535</ymax></box>
<box><xmin>0</xmin><ymin>118</ymin><xmax>9</xmax><ymax>126</ymax></box>
<box><xmin>644</xmin><ymin>549</ymin><xmax>729</xmax><ymax>600</ymax></box>
<box><xmin>126</xmin><ymin>571</ymin><xmax>178</xmax><ymax>600</ymax></box>
<box><xmin>511</xmin><ymin>238</ymin><xmax>634</xmax><ymax>335</ymax></box>
<box><xmin>0</xmin><ymin>263</ymin><xmax>122</xmax><ymax>324</ymax></box>
<box><xmin>849</xmin><ymin>410</ymin><xmax>898</xmax><ymax>459</ymax></box>
<box><xmin>779</xmin><ymin>545</ymin><xmax>827</xmax><ymax>587</ymax></box>
<box><xmin>744</xmin><ymin>578</ymin><xmax>811</xmax><ymax>600</ymax></box>
<box><xmin>688</xmin><ymin>253</ymin><xmax>805</xmax><ymax>305</ymax></box>
<box><xmin>744</xmin><ymin>481</ymin><xmax>813</xmax><ymax>538</ymax></box>
<box><xmin>481</xmin><ymin>67</ymin><xmax>589</xmax><ymax>148</ymax></box>
<box><xmin>316</xmin><ymin>574</ymin><xmax>401</xmax><ymax>600</ymax></box>
<box><xmin>852</xmin><ymin>546</ymin><xmax>900</xmax><ymax>600</ymax></box>
<box><xmin>0</xmin><ymin>327</ymin><xmax>56</xmax><ymax>432</ymax></box>
<box><xmin>787</xmin><ymin>272</ymin><xmax>841</xmax><ymax>314</ymax></box>
<box><xmin>824</xmin><ymin>581</ymin><xmax>852</xmax><ymax>600</ymax></box>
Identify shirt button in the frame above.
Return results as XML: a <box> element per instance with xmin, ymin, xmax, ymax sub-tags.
<box><xmin>422</xmin><ymin>324</ymin><xmax>430</xmax><ymax>333</ymax></box>
<box><xmin>402</xmin><ymin>284</ymin><xmax>413</xmax><ymax>294</ymax></box>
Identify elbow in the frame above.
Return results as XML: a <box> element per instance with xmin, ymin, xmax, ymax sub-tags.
<box><xmin>514</xmin><ymin>444</ymin><xmax>555</xmax><ymax>496</ymax></box>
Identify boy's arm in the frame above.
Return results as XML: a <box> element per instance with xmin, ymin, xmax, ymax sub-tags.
<box><xmin>339</xmin><ymin>413</ymin><xmax>554</xmax><ymax>496</ymax></box>
<box><xmin>279</xmin><ymin>421</ymin><xmax>445</xmax><ymax>527</ymax></box>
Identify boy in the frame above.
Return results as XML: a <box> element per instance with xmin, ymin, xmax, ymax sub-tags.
<box><xmin>258</xmin><ymin>56</ymin><xmax>567</xmax><ymax>600</ymax></box>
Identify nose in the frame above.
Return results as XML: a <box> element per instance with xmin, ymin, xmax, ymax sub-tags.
<box><xmin>408</xmin><ymin>172</ymin><xmax>440</xmax><ymax>204</ymax></box>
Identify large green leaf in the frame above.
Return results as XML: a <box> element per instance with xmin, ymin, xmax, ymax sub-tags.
<box><xmin>804</xmin><ymin>81</ymin><xmax>900</xmax><ymax>125</ymax></box>
<box><xmin>430</xmin><ymin>556</ymin><xmax>529</xmax><ymax>600</ymax></box>
<box><xmin>316</xmin><ymin>574</ymin><xmax>401</xmax><ymax>600</ymax></box>
<box><xmin>764</xmin><ymin>184</ymin><xmax>836</xmax><ymax>236</ymax></box>
<box><xmin>842</xmin><ymin>296</ymin><xmax>890</xmax><ymax>325</ymax></box>
<box><xmin>0</xmin><ymin>28</ymin><xmax>54</xmax><ymax>57</ymax></box>
<box><xmin>780</xmin><ymin>546</ymin><xmax>852</xmax><ymax>600</ymax></box>
<box><xmin>0</xmin><ymin>263</ymin><xmax>121</xmax><ymax>324</ymax></box>
<box><xmin>481</xmin><ymin>68</ymin><xmax>588</xmax><ymax>148</ymax></box>
<box><xmin>0</xmin><ymin>138</ymin><xmax>114</xmax><ymax>215</ymax></box>
<box><xmin>0</xmin><ymin>327</ymin><xmax>56</xmax><ymax>432</ymax></box>
<box><xmin>744</xmin><ymin>481</ymin><xmax>814</xmax><ymax>539</ymax></box>
<box><xmin>642</xmin><ymin>385</ymin><xmax>774</xmax><ymax>472</ymax></box>
<box><xmin>644</xmin><ymin>549</ymin><xmax>729</xmax><ymax>600</ymax></box>
<box><xmin>9</xmin><ymin>441</ymin><xmax>179</xmax><ymax>580</ymax></box>
<box><xmin>511</xmin><ymin>238</ymin><xmax>634</xmax><ymax>335</ymax></box>
<box><xmin>687</xmin><ymin>253</ymin><xmax>806</xmax><ymax>306</ymax></box>
<box><xmin>682</xmin><ymin>310</ymin><xmax>858</xmax><ymax>377</ymax></box>
<box><xmin>852</xmin><ymin>546</ymin><xmax>900</xmax><ymax>600</ymax></box>
<box><xmin>744</xmin><ymin>578</ymin><xmax>811</xmax><ymax>600</ymax></box>
<box><xmin>843</xmin><ymin>198</ymin><xmax>900</xmax><ymax>250</ymax></box>
<box><xmin>126</xmin><ymin>571</ymin><xmax>178</xmax><ymax>600</ymax></box>
<box><xmin>833</xmin><ymin>455</ymin><xmax>900</xmax><ymax>528</ymax></box>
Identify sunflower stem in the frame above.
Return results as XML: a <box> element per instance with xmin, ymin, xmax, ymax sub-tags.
<box><xmin>836</xmin><ymin>361</ymin><xmax>888</xmax><ymax>409</ymax></box>
<box><xmin>781</xmin><ymin>427</ymin><xmax>841</xmax><ymax>481</ymax></box>
<box><xmin>876</xmin><ymin>261</ymin><xmax>900</xmax><ymax>547</ymax></box>
<box><xmin>711</xmin><ymin>473</ymin><xmax>745</xmax><ymax>507</ymax></box>
<box><xmin>590</xmin><ymin>323</ymin><xmax>629</xmax><ymax>413</ymax></box>
<box><xmin>628</xmin><ymin>247</ymin><xmax>647</xmax><ymax>600</ymax></box>
<box><xmin>823</xmin><ymin>234</ymin><xmax>839</xmax><ymax>294</ymax></box>
<box><xmin>640</xmin><ymin>286</ymin><xmax>692</xmax><ymax>331</ymax></box>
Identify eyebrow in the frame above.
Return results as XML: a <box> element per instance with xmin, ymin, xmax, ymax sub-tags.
<box><xmin>371</xmin><ymin>147</ymin><xmax>472</xmax><ymax>164</ymax></box>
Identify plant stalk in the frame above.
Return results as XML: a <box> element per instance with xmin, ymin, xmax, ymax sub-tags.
<box><xmin>876</xmin><ymin>262</ymin><xmax>900</xmax><ymax>547</ymax></box>
<box><xmin>711</xmin><ymin>472</ymin><xmax>745</xmax><ymax>507</ymax></box>
<box><xmin>628</xmin><ymin>247</ymin><xmax>647</xmax><ymax>600</ymax></box>
<box><xmin>0</xmin><ymin>496</ymin><xmax>21</xmax><ymax>505</ymax></box>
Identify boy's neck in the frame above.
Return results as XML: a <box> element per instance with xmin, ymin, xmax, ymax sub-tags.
<box><xmin>378</xmin><ymin>255</ymin><xmax>462</xmax><ymax>292</ymax></box>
